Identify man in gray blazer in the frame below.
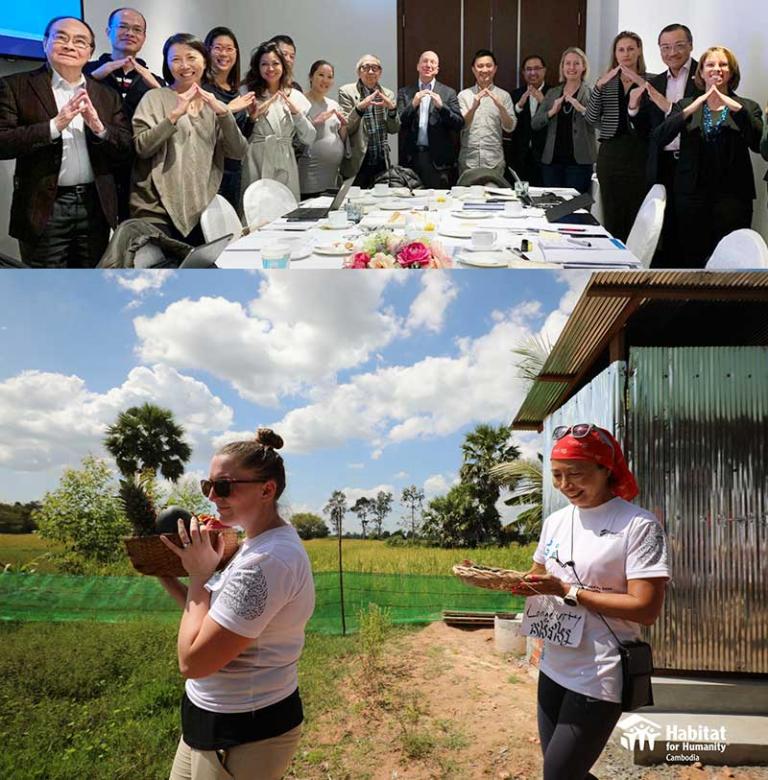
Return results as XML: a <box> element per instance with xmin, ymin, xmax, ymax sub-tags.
<box><xmin>338</xmin><ymin>54</ymin><xmax>399</xmax><ymax>187</ymax></box>
<box><xmin>397</xmin><ymin>51</ymin><xmax>463</xmax><ymax>188</ymax></box>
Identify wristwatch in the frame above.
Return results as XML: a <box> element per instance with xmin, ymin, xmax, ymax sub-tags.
<box><xmin>563</xmin><ymin>585</ymin><xmax>580</xmax><ymax>607</ymax></box>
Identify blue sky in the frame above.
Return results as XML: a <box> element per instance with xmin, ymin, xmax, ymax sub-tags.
<box><xmin>0</xmin><ymin>270</ymin><xmax>586</xmax><ymax>532</ymax></box>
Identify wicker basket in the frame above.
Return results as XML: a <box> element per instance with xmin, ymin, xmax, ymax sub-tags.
<box><xmin>123</xmin><ymin>528</ymin><xmax>240</xmax><ymax>577</ymax></box>
<box><xmin>452</xmin><ymin>561</ymin><xmax>528</xmax><ymax>592</ymax></box>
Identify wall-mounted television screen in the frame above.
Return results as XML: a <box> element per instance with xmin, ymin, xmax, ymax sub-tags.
<box><xmin>1</xmin><ymin>2</ymin><xmax>85</xmax><ymax>60</ymax></box>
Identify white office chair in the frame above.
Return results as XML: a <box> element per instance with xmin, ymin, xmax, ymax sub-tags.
<box><xmin>705</xmin><ymin>229</ymin><xmax>768</xmax><ymax>269</ymax></box>
<box><xmin>590</xmin><ymin>173</ymin><xmax>603</xmax><ymax>224</ymax></box>
<box><xmin>625</xmin><ymin>184</ymin><xmax>666</xmax><ymax>268</ymax></box>
<box><xmin>200</xmin><ymin>195</ymin><xmax>243</xmax><ymax>244</ymax></box>
<box><xmin>242</xmin><ymin>180</ymin><xmax>298</xmax><ymax>229</ymax></box>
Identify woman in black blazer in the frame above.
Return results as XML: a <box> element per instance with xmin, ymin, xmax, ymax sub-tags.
<box><xmin>654</xmin><ymin>46</ymin><xmax>763</xmax><ymax>268</ymax></box>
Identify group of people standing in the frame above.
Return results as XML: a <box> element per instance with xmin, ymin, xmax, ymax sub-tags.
<box><xmin>1</xmin><ymin>11</ymin><xmax>767</xmax><ymax>268</ymax></box>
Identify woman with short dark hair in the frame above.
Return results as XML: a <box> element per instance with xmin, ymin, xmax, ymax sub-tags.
<box><xmin>655</xmin><ymin>45</ymin><xmax>763</xmax><ymax>267</ymax></box>
<box><xmin>240</xmin><ymin>41</ymin><xmax>316</xmax><ymax>201</ymax></box>
<box><xmin>130</xmin><ymin>33</ymin><xmax>248</xmax><ymax>244</ymax></box>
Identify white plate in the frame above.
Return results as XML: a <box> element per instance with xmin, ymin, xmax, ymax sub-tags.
<box><xmin>499</xmin><ymin>207</ymin><xmax>545</xmax><ymax>219</ymax></box>
<box><xmin>450</xmin><ymin>210</ymin><xmax>493</xmax><ymax>220</ymax></box>
<box><xmin>456</xmin><ymin>252</ymin><xmax>510</xmax><ymax>267</ymax></box>
<box><xmin>318</xmin><ymin>221</ymin><xmax>353</xmax><ymax>230</ymax></box>
<box><xmin>438</xmin><ymin>227</ymin><xmax>472</xmax><ymax>239</ymax></box>
<box><xmin>313</xmin><ymin>243</ymin><xmax>355</xmax><ymax>256</ymax></box>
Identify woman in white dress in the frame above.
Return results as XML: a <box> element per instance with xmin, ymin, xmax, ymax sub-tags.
<box><xmin>298</xmin><ymin>60</ymin><xmax>347</xmax><ymax>198</ymax></box>
<box><xmin>240</xmin><ymin>41</ymin><xmax>316</xmax><ymax>201</ymax></box>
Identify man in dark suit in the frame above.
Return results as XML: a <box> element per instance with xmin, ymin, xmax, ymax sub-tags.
<box><xmin>397</xmin><ymin>51</ymin><xmax>464</xmax><ymax>188</ymax></box>
<box><xmin>630</xmin><ymin>23</ymin><xmax>699</xmax><ymax>267</ymax></box>
<box><xmin>84</xmin><ymin>7</ymin><xmax>163</xmax><ymax>220</ymax></box>
<box><xmin>508</xmin><ymin>54</ymin><xmax>549</xmax><ymax>186</ymax></box>
<box><xmin>0</xmin><ymin>16</ymin><xmax>130</xmax><ymax>267</ymax></box>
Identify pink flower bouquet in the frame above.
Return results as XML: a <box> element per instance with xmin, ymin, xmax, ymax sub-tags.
<box><xmin>343</xmin><ymin>231</ymin><xmax>453</xmax><ymax>269</ymax></box>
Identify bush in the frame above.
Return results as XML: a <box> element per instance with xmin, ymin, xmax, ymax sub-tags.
<box><xmin>34</xmin><ymin>456</ymin><xmax>130</xmax><ymax>564</ymax></box>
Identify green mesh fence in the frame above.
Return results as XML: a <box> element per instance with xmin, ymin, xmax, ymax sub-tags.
<box><xmin>0</xmin><ymin>572</ymin><xmax>523</xmax><ymax>633</ymax></box>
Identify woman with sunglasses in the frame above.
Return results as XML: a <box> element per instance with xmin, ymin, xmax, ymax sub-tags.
<box><xmin>510</xmin><ymin>424</ymin><xmax>669</xmax><ymax>780</ymax></box>
<box><xmin>157</xmin><ymin>428</ymin><xmax>315</xmax><ymax>780</ymax></box>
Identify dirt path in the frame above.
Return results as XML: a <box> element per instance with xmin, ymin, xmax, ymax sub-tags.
<box><xmin>291</xmin><ymin>622</ymin><xmax>768</xmax><ymax>780</ymax></box>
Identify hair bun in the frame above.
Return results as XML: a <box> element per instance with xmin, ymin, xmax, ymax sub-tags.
<box><xmin>255</xmin><ymin>428</ymin><xmax>284</xmax><ymax>450</ymax></box>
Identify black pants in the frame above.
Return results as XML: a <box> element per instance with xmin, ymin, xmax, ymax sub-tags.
<box><xmin>651</xmin><ymin>151</ymin><xmax>681</xmax><ymax>268</ymax></box>
<box><xmin>537</xmin><ymin>671</ymin><xmax>622</xmax><ymax>780</ymax></box>
<box><xmin>411</xmin><ymin>148</ymin><xmax>455</xmax><ymax>189</ymax></box>
<box><xmin>19</xmin><ymin>184</ymin><xmax>109</xmax><ymax>268</ymax></box>
<box><xmin>675</xmin><ymin>190</ymin><xmax>753</xmax><ymax>268</ymax></box>
<box><xmin>596</xmin><ymin>134</ymin><xmax>649</xmax><ymax>243</ymax></box>
<box><xmin>353</xmin><ymin>151</ymin><xmax>387</xmax><ymax>188</ymax></box>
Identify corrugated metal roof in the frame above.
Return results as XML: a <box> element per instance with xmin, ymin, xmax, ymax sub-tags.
<box><xmin>512</xmin><ymin>271</ymin><xmax>768</xmax><ymax>429</ymax></box>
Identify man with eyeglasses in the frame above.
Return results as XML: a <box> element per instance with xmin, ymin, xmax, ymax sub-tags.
<box><xmin>84</xmin><ymin>8</ymin><xmax>163</xmax><ymax>221</ymax></box>
<box><xmin>630</xmin><ymin>23</ymin><xmax>699</xmax><ymax>267</ymax></box>
<box><xmin>396</xmin><ymin>51</ymin><xmax>463</xmax><ymax>188</ymax></box>
<box><xmin>339</xmin><ymin>55</ymin><xmax>400</xmax><ymax>187</ymax></box>
<box><xmin>509</xmin><ymin>54</ymin><xmax>550</xmax><ymax>185</ymax></box>
<box><xmin>0</xmin><ymin>15</ymin><xmax>131</xmax><ymax>267</ymax></box>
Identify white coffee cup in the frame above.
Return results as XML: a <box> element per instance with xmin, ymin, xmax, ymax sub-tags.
<box><xmin>373</xmin><ymin>182</ymin><xmax>388</xmax><ymax>195</ymax></box>
<box><xmin>471</xmin><ymin>229</ymin><xmax>497</xmax><ymax>250</ymax></box>
<box><xmin>504</xmin><ymin>200</ymin><xmax>525</xmax><ymax>216</ymax></box>
<box><xmin>327</xmin><ymin>209</ymin><xmax>348</xmax><ymax>227</ymax></box>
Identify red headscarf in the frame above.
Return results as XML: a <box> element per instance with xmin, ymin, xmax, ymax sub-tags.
<box><xmin>550</xmin><ymin>426</ymin><xmax>639</xmax><ymax>501</ymax></box>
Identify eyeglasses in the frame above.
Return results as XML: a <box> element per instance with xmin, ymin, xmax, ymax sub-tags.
<box><xmin>552</xmin><ymin>424</ymin><xmax>615</xmax><ymax>456</ymax></box>
<box><xmin>115</xmin><ymin>23</ymin><xmax>146</xmax><ymax>35</ymax></box>
<box><xmin>200</xmin><ymin>478</ymin><xmax>262</xmax><ymax>498</ymax></box>
<box><xmin>49</xmin><ymin>32</ymin><xmax>92</xmax><ymax>50</ymax></box>
<box><xmin>360</xmin><ymin>64</ymin><xmax>381</xmax><ymax>72</ymax></box>
<box><xmin>659</xmin><ymin>43</ymin><xmax>690</xmax><ymax>54</ymax></box>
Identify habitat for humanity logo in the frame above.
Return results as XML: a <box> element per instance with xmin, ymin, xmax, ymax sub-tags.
<box><xmin>617</xmin><ymin>715</ymin><xmax>729</xmax><ymax>763</ymax></box>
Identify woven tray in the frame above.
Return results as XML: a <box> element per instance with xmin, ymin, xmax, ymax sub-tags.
<box><xmin>123</xmin><ymin>528</ymin><xmax>239</xmax><ymax>577</ymax></box>
<box><xmin>452</xmin><ymin>561</ymin><xmax>528</xmax><ymax>592</ymax></box>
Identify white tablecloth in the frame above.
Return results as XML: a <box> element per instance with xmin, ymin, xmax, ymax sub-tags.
<box><xmin>217</xmin><ymin>187</ymin><xmax>641</xmax><ymax>270</ymax></box>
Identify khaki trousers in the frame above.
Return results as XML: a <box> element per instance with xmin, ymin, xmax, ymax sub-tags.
<box><xmin>169</xmin><ymin>725</ymin><xmax>301</xmax><ymax>780</ymax></box>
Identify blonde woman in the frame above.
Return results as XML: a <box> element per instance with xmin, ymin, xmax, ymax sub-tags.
<box><xmin>532</xmin><ymin>47</ymin><xmax>596</xmax><ymax>193</ymax></box>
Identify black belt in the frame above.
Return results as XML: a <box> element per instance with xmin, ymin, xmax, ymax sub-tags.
<box><xmin>57</xmin><ymin>183</ymin><xmax>95</xmax><ymax>195</ymax></box>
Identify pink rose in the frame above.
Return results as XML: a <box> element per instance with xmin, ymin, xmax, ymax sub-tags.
<box><xmin>396</xmin><ymin>242</ymin><xmax>432</xmax><ymax>268</ymax></box>
<box><xmin>345</xmin><ymin>251</ymin><xmax>371</xmax><ymax>269</ymax></box>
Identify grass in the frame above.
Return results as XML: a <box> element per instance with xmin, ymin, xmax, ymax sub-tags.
<box><xmin>1</xmin><ymin>534</ymin><xmax>537</xmax><ymax>576</ymax></box>
<box><xmin>0</xmin><ymin>620</ymin><xmax>357</xmax><ymax>780</ymax></box>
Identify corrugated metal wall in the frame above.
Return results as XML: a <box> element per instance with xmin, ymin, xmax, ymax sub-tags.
<box><xmin>628</xmin><ymin>347</ymin><xmax>768</xmax><ymax>674</ymax></box>
<box><xmin>542</xmin><ymin>361</ymin><xmax>627</xmax><ymax>516</ymax></box>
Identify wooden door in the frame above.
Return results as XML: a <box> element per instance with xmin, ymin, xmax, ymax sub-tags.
<box><xmin>398</xmin><ymin>0</ymin><xmax>462</xmax><ymax>93</ymax></box>
<box><xmin>518</xmin><ymin>0</ymin><xmax>586</xmax><ymax>89</ymax></box>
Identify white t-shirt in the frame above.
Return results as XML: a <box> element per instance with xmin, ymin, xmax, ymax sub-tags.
<box><xmin>185</xmin><ymin>525</ymin><xmax>315</xmax><ymax>714</ymax></box>
<box><xmin>532</xmin><ymin>497</ymin><xmax>670</xmax><ymax>703</ymax></box>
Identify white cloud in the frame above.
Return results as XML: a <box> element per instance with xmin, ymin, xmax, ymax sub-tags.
<box><xmin>270</xmin><ymin>304</ymin><xmax>541</xmax><ymax>455</ymax></box>
<box><xmin>405</xmin><ymin>272</ymin><xmax>458</xmax><ymax>333</ymax></box>
<box><xmin>0</xmin><ymin>365</ymin><xmax>232</xmax><ymax>472</ymax></box>
<box><xmin>106</xmin><ymin>270</ymin><xmax>174</xmax><ymax>296</ymax></box>
<box><xmin>133</xmin><ymin>274</ymin><xmax>400</xmax><ymax>405</ymax></box>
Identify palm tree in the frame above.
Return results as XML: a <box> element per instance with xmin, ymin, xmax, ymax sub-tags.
<box><xmin>104</xmin><ymin>403</ymin><xmax>192</xmax><ymax>482</ymax></box>
<box><xmin>490</xmin><ymin>457</ymin><xmax>543</xmax><ymax>544</ymax></box>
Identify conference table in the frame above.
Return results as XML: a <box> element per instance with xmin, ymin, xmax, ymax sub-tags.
<box><xmin>217</xmin><ymin>186</ymin><xmax>642</xmax><ymax>270</ymax></box>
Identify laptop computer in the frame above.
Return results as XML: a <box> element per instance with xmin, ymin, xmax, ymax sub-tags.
<box><xmin>284</xmin><ymin>178</ymin><xmax>354</xmax><ymax>221</ymax></box>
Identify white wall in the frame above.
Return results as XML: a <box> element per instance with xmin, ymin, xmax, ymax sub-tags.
<box><xmin>616</xmin><ymin>0</ymin><xmax>768</xmax><ymax>239</ymax></box>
